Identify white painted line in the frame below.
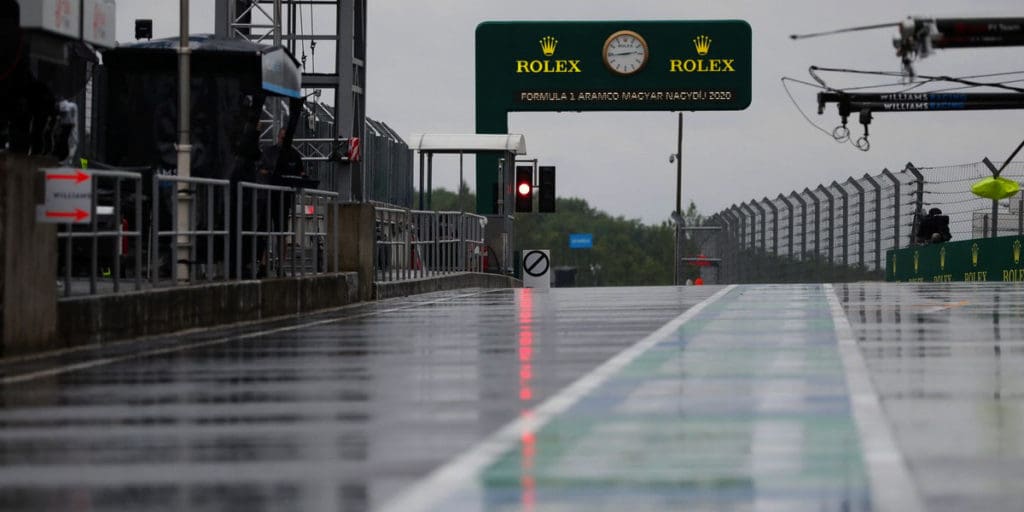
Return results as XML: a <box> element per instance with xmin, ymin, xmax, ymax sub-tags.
<box><xmin>379</xmin><ymin>285</ymin><xmax>737</xmax><ymax>512</ymax></box>
<box><xmin>1</xmin><ymin>290</ymin><xmax>500</xmax><ymax>386</ymax></box>
<box><xmin>825</xmin><ymin>284</ymin><xmax>925</xmax><ymax>512</ymax></box>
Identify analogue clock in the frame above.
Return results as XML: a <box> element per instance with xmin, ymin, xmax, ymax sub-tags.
<box><xmin>603</xmin><ymin>30</ymin><xmax>649</xmax><ymax>75</ymax></box>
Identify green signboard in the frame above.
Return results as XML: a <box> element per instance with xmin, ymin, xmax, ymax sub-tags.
<box><xmin>887</xmin><ymin>236</ymin><xmax>1024</xmax><ymax>283</ymax></box>
<box><xmin>476</xmin><ymin>20</ymin><xmax>752</xmax><ymax>113</ymax></box>
<box><xmin>475</xmin><ymin>20</ymin><xmax>752</xmax><ymax>213</ymax></box>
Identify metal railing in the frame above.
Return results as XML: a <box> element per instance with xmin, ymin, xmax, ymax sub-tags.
<box><xmin>236</xmin><ymin>181</ymin><xmax>340</xmax><ymax>279</ymax></box>
<box><xmin>57</xmin><ymin>169</ymin><xmax>144</xmax><ymax>296</ymax></box>
<box><xmin>56</xmin><ymin>172</ymin><xmax>341</xmax><ymax>296</ymax></box>
<box><xmin>151</xmin><ymin>175</ymin><xmax>231</xmax><ymax>284</ymax></box>
<box><xmin>375</xmin><ymin>207</ymin><xmax>487</xmax><ymax>282</ymax></box>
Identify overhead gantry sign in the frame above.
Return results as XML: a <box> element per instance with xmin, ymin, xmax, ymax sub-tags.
<box><xmin>475</xmin><ymin>20</ymin><xmax>752</xmax><ymax>213</ymax></box>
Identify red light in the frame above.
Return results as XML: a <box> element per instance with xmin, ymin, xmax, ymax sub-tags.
<box><xmin>518</xmin><ymin>182</ymin><xmax>531</xmax><ymax>196</ymax></box>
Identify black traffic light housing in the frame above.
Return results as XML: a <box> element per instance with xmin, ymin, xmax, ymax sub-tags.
<box><xmin>515</xmin><ymin>166</ymin><xmax>533</xmax><ymax>212</ymax></box>
<box><xmin>135</xmin><ymin>19</ymin><xmax>153</xmax><ymax>40</ymax></box>
<box><xmin>538</xmin><ymin>166</ymin><xmax>556</xmax><ymax>213</ymax></box>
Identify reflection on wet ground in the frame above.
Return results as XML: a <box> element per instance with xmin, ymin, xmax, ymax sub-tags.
<box><xmin>0</xmin><ymin>287</ymin><xmax>715</xmax><ymax>511</ymax></box>
<box><xmin>2</xmin><ymin>283</ymin><xmax>1023</xmax><ymax>511</ymax></box>
<box><xmin>839</xmin><ymin>283</ymin><xmax>1024</xmax><ymax>512</ymax></box>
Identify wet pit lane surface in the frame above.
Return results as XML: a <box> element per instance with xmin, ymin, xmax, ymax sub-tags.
<box><xmin>0</xmin><ymin>286</ymin><xmax>717</xmax><ymax>512</ymax></box>
<box><xmin>3</xmin><ymin>282</ymin><xmax>1024</xmax><ymax>511</ymax></box>
<box><xmin>838</xmin><ymin>282</ymin><xmax>1024</xmax><ymax>512</ymax></box>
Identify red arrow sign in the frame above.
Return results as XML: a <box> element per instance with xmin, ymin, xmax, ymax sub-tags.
<box><xmin>46</xmin><ymin>169</ymin><xmax>90</xmax><ymax>184</ymax></box>
<box><xmin>45</xmin><ymin>209</ymin><xmax>90</xmax><ymax>222</ymax></box>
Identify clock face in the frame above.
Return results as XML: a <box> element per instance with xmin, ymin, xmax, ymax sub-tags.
<box><xmin>603</xmin><ymin>30</ymin><xmax>648</xmax><ymax>75</ymax></box>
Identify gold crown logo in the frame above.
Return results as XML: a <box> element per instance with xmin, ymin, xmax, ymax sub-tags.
<box><xmin>693</xmin><ymin>35</ymin><xmax>711</xmax><ymax>56</ymax></box>
<box><xmin>539</xmin><ymin>36</ymin><xmax>558</xmax><ymax>57</ymax></box>
<box><xmin>1014</xmin><ymin>239</ymin><xmax>1021</xmax><ymax>264</ymax></box>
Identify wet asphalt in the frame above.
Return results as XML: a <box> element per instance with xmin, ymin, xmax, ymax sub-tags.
<box><xmin>0</xmin><ymin>283</ymin><xmax>1022</xmax><ymax>511</ymax></box>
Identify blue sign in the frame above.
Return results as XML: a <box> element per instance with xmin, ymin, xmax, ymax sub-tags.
<box><xmin>569</xmin><ymin>233</ymin><xmax>593</xmax><ymax>249</ymax></box>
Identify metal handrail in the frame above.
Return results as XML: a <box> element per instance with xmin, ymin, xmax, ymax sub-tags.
<box><xmin>373</xmin><ymin>207</ymin><xmax>487</xmax><ymax>282</ymax></box>
<box><xmin>57</xmin><ymin>169</ymin><xmax>144</xmax><ymax>296</ymax></box>
<box><xmin>152</xmin><ymin>175</ymin><xmax>231</xmax><ymax>285</ymax></box>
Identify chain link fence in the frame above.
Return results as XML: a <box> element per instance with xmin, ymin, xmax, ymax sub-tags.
<box><xmin>701</xmin><ymin>160</ymin><xmax>1024</xmax><ymax>283</ymax></box>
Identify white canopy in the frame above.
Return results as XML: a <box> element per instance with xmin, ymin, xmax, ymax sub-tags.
<box><xmin>408</xmin><ymin>133</ymin><xmax>527</xmax><ymax>155</ymax></box>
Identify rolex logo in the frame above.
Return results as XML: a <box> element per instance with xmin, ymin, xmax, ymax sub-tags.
<box><xmin>539</xmin><ymin>36</ymin><xmax>558</xmax><ymax>57</ymax></box>
<box><xmin>913</xmin><ymin>251</ymin><xmax>919</xmax><ymax>274</ymax></box>
<box><xmin>972</xmin><ymin>243</ymin><xmax>980</xmax><ymax>267</ymax></box>
<box><xmin>1014</xmin><ymin>240</ymin><xmax>1021</xmax><ymax>265</ymax></box>
<box><xmin>940</xmin><ymin>246</ymin><xmax>946</xmax><ymax>271</ymax></box>
<box><xmin>693</xmin><ymin>35</ymin><xmax>712</xmax><ymax>56</ymax></box>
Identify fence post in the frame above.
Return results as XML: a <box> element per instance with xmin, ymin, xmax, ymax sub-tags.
<box><xmin>731</xmin><ymin>204</ymin><xmax>745</xmax><ymax>251</ymax></box>
<box><xmin>880</xmin><ymin>168</ymin><xmax>901</xmax><ymax>251</ymax></box>
<box><xmin>847</xmin><ymin>177</ymin><xmax>866</xmax><ymax>269</ymax></box>
<box><xmin>832</xmin><ymin>181</ymin><xmax>848</xmax><ymax>266</ymax></box>
<box><xmin>751</xmin><ymin>201</ymin><xmax>767</xmax><ymax>253</ymax></box>
<box><xmin>804</xmin><ymin>188</ymin><xmax>820</xmax><ymax>261</ymax></box>
<box><xmin>862</xmin><ymin>173</ymin><xmax>882</xmax><ymax>270</ymax></box>
<box><xmin>817</xmin><ymin>184</ymin><xmax>835</xmax><ymax>265</ymax></box>
<box><xmin>740</xmin><ymin>203</ymin><xmax>757</xmax><ymax>250</ymax></box>
<box><xmin>763</xmin><ymin>197</ymin><xmax>778</xmax><ymax>256</ymax></box>
<box><xmin>904</xmin><ymin>163</ymin><xmax>925</xmax><ymax>243</ymax></box>
<box><xmin>740</xmin><ymin>203</ymin><xmax>758</xmax><ymax>281</ymax></box>
<box><xmin>778</xmin><ymin>193</ymin><xmax>794</xmax><ymax>260</ymax></box>
<box><xmin>791</xmin><ymin>191</ymin><xmax>808</xmax><ymax>260</ymax></box>
<box><xmin>715</xmin><ymin>212</ymin><xmax>729</xmax><ymax>282</ymax></box>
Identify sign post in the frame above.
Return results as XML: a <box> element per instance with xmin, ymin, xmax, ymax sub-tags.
<box><xmin>522</xmin><ymin>249</ymin><xmax>551</xmax><ymax>290</ymax></box>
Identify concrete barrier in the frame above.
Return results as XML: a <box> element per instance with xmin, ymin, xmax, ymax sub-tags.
<box><xmin>1</xmin><ymin>155</ymin><xmax>58</xmax><ymax>357</ymax></box>
<box><xmin>374</xmin><ymin>272</ymin><xmax>520</xmax><ymax>300</ymax></box>
<box><xmin>56</xmin><ymin>273</ymin><xmax>358</xmax><ymax>347</ymax></box>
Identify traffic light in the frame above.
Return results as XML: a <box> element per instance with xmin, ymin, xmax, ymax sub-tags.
<box><xmin>516</xmin><ymin>166</ymin><xmax>533</xmax><ymax>212</ymax></box>
<box><xmin>538</xmin><ymin>166</ymin><xmax>556</xmax><ymax>213</ymax></box>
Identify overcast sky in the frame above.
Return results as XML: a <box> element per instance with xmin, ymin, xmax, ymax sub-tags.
<box><xmin>114</xmin><ymin>0</ymin><xmax>1023</xmax><ymax>224</ymax></box>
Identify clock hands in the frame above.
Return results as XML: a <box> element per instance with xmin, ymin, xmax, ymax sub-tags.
<box><xmin>608</xmin><ymin>50</ymin><xmax>642</xmax><ymax>56</ymax></box>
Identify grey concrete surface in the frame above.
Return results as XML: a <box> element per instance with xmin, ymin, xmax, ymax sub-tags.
<box><xmin>1</xmin><ymin>155</ymin><xmax>59</xmax><ymax>357</ymax></box>
<box><xmin>56</xmin><ymin>273</ymin><xmax>359</xmax><ymax>347</ymax></box>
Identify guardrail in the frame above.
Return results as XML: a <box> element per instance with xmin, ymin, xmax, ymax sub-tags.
<box><xmin>375</xmin><ymin>207</ymin><xmax>487</xmax><ymax>282</ymax></box>
<box><xmin>152</xmin><ymin>175</ymin><xmax>231</xmax><ymax>284</ymax></box>
<box><xmin>57</xmin><ymin>169</ymin><xmax>144</xmax><ymax>297</ymax></box>
<box><xmin>56</xmin><ymin>173</ymin><xmax>341</xmax><ymax>296</ymax></box>
<box><xmin>236</xmin><ymin>182</ymin><xmax>340</xmax><ymax>279</ymax></box>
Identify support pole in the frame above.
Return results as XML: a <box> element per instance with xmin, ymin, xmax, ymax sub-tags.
<box><xmin>863</xmin><ymin>173</ymin><xmax>884</xmax><ymax>270</ymax></box>
<box><xmin>176</xmin><ymin>0</ymin><xmax>192</xmax><ymax>282</ymax></box>
<box><xmin>880</xmin><ymin>168</ymin><xmax>901</xmax><ymax>251</ymax></box>
<box><xmin>674</xmin><ymin>112</ymin><xmax>683</xmax><ymax>286</ymax></box>
<box><xmin>791</xmin><ymin>191</ymin><xmax>808</xmax><ymax>260</ymax></box>
<box><xmin>847</xmin><ymin>177</ymin><xmax>866</xmax><ymax>268</ymax></box>
<box><xmin>763</xmin><ymin>197</ymin><xmax>778</xmax><ymax>256</ymax></box>
<box><xmin>778</xmin><ymin>194</ymin><xmax>794</xmax><ymax>260</ymax></box>
<box><xmin>818</xmin><ymin>184</ymin><xmax>835</xmax><ymax>264</ymax></box>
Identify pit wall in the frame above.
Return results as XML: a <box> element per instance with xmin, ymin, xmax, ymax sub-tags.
<box><xmin>887</xmin><ymin>236</ymin><xmax>1024</xmax><ymax>283</ymax></box>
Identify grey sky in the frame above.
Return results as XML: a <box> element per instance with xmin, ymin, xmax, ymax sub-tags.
<box><xmin>115</xmin><ymin>1</ymin><xmax>1024</xmax><ymax>224</ymax></box>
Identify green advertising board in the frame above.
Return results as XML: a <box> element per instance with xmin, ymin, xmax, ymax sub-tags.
<box><xmin>475</xmin><ymin>20</ymin><xmax>752</xmax><ymax>213</ymax></box>
<box><xmin>887</xmin><ymin>236</ymin><xmax>1024</xmax><ymax>283</ymax></box>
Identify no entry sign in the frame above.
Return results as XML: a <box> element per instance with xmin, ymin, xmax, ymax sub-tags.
<box><xmin>522</xmin><ymin>249</ymin><xmax>551</xmax><ymax>289</ymax></box>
